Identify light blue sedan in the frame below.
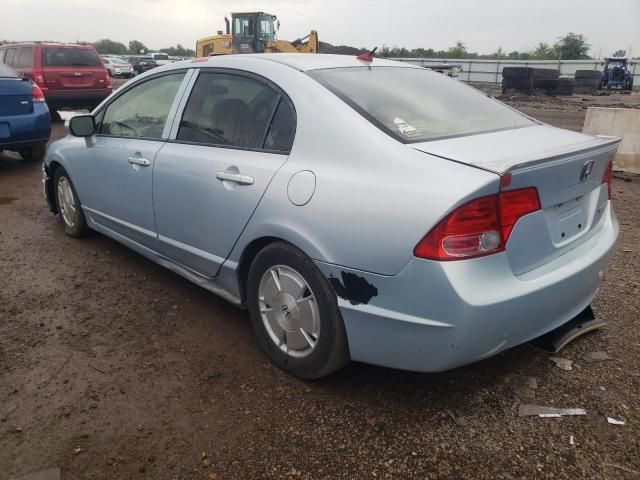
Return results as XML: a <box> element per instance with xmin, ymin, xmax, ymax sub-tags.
<box><xmin>43</xmin><ymin>54</ymin><xmax>619</xmax><ymax>378</ymax></box>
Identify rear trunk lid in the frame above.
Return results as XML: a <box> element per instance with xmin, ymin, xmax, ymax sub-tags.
<box><xmin>0</xmin><ymin>77</ymin><xmax>33</xmax><ymax>116</ymax></box>
<box><xmin>40</xmin><ymin>46</ymin><xmax>107</xmax><ymax>91</ymax></box>
<box><xmin>412</xmin><ymin>125</ymin><xmax>620</xmax><ymax>274</ymax></box>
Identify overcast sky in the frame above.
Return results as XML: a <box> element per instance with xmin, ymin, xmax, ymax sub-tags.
<box><xmin>3</xmin><ymin>0</ymin><xmax>639</xmax><ymax>57</ymax></box>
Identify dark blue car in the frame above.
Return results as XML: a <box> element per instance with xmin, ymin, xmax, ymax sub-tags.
<box><xmin>0</xmin><ymin>63</ymin><xmax>51</xmax><ymax>161</ymax></box>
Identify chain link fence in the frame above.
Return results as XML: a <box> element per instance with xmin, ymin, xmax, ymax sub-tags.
<box><xmin>392</xmin><ymin>58</ymin><xmax>639</xmax><ymax>90</ymax></box>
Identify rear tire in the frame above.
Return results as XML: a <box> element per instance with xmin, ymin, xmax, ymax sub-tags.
<box><xmin>54</xmin><ymin>167</ymin><xmax>90</xmax><ymax>238</ymax></box>
<box><xmin>19</xmin><ymin>142</ymin><xmax>47</xmax><ymax>162</ymax></box>
<box><xmin>247</xmin><ymin>242</ymin><xmax>350</xmax><ymax>379</ymax></box>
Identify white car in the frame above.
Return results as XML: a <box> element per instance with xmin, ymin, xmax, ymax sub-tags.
<box><xmin>144</xmin><ymin>52</ymin><xmax>171</xmax><ymax>66</ymax></box>
<box><xmin>102</xmin><ymin>57</ymin><xmax>134</xmax><ymax>78</ymax></box>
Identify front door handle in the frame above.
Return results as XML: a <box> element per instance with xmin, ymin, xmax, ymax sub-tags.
<box><xmin>127</xmin><ymin>156</ymin><xmax>150</xmax><ymax>167</ymax></box>
<box><xmin>215</xmin><ymin>171</ymin><xmax>254</xmax><ymax>185</ymax></box>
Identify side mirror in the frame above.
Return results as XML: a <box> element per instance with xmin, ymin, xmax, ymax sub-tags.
<box><xmin>69</xmin><ymin>114</ymin><xmax>97</xmax><ymax>147</ymax></box>
<box><xmin>69</xmin><ymin>114</ymin><xmax>96</xmax><ymax>137</ymax></box>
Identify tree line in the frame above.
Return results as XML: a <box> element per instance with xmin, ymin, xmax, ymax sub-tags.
<box><xmin>91</xmin><ymin>39</ymin><xmax>195</xmax><ymax>57</ymax></box>
<box><xmin>0</xmin><ymin>33</ymin><xmax>632</xmax><ymax>60</ymax></box>
<box><xmin>377</xmin><ymin>34</ymin><xmax>626</xmax><ymax>60</ymax></box>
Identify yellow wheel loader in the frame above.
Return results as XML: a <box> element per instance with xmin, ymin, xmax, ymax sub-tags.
<box><xmin>196</xmin><ymin>12</ymin><xmax>318</xmax><ymax>57</ymax></box>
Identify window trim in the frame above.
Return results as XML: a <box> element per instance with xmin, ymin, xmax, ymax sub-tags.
<box><xmin>94</xmin><ymin>69</ymin><xmax>193</xmax><ymax>142</ymax></box>
<box><xmin>167</xmin><ymin>67</ymin><xmax>297</xmax><ymax>155</ymax></box>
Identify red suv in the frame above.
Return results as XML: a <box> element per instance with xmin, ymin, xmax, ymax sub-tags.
<box><xmin>0</xmin><ymin>42</ymin><xmax>112</xmax><ymax>115</ymax></box>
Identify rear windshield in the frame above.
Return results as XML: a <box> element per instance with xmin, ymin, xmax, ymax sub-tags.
<box><xmin>309</xmin><ymin>66</ymin><xmax>535</xmax><ymax>142</ymax></box>
<box><xmin>153</xmin><ymin>53</ymin><xmax>169</xmax><ymax>61</ymax></box>
<box><xmin>42</xmin><ymin>47</ymin><xmax>101</xmax><ymax>67</ymax></box>
<box><xmin>0</xmin><ymin>63</ymin><xmax>19</xmax><ymax>78</ymax></box>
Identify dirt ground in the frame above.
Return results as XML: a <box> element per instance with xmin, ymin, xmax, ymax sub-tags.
<box><xmin>1</xmin><ymin>87</ymin><xmax>640</xmax><ymax>480</ymax></box>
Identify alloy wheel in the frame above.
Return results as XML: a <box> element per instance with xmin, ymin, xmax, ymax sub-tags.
<box><xmin>57</xmin><ymin>177</ymin><xmax>76</xmax><ymax>228</ymax></box>
<box><xmin>258</xmin><ymin>265</ymin><xmax>320</xmax><ymax>358</ymax></box>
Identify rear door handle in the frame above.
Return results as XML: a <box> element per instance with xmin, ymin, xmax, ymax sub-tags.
<box><xmin>128</xmin><ymin>156</ymin><xmax>151</xmax><ymax>167</ymax></box>
<box><xmin>215</xmin><ymin>171</ymin><xmax>254</xmax><ymax>185</ymax></box>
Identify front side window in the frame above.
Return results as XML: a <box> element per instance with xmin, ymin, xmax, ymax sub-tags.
<box><xmin>100</xmin><ymin>72</ymin><xmax>185</xmax><ymax>139</ymax></box>
<box><xmin>177</xmin><ymin>72</ymin><xmax>280</xmax><ymax>149</ymax></box>
<box><xmin>309</xmin><ymin>67</ymin><xmax>535</xmax><ymax>143</ymax></box>
<box><xmin>41</xmin><ymin>47</ymin><xmax>101</xmax><ymax>67</ymax></box>
<box><xmin>233</xmin><ymin>16</ymin><xmax>254</xmax><ymax>37</ymax></box>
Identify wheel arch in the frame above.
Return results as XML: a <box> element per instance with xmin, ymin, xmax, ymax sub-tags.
<box><xmin>235</xmin><ymin>230</ymin><xmax>330</xmax><ymax>304</ymax></box>
<box><xmin>237</xmin><ymin>236</ymin><xmax>311</xmax><ymax>304</ymax></box>
<box><xmin>45</xmin><ymin>160</ymin><xmax>65</xmax><ymax>214</ymax></box>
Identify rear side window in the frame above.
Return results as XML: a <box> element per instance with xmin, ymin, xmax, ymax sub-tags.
<box><xmin>177</xmin><ymin>72</ymin><xmax>281</xmax><ymax>149</ymax></box>
<box><xmin>4</xmin><ymin>48</ymin><xmax>17</xmax><ymax>66</ymax></box>
<box><xmin>42</xmin><ymin>47</ymin><xmax>101</xmax><ymax>67</ymax></box>
<box><xmin>309</xmin><ymin>67</ymin><xmax>535</xmax><ymax>143</ymax></box>
<box><xmin>15</xmin><ymin>47</ymin><xmax>33</xmax><ymax>68</ymax></box>
<box><xmin>99</xmin><ymin>72</ymin><xmax>185</xmax><ymax>139</ymax></box>
<box><xmin>264</xmin><ymin>100</ymin><xmax>296</xmax><ymax>152</ymax></box>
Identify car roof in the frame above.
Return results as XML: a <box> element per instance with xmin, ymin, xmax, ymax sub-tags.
<box><xmin>187</xmin><ymin>53</ymin><xmax>420</xmax><ymax>72</ymax></box>
<box><xmin>1</xmin><ymin>42</ymin><xmax>95</xmax><ymax>49</ymax></box>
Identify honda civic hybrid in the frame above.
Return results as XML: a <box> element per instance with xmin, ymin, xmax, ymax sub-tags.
<box><xmin>43</xmin><ymin>54</ymin><xmax>618</xmax><ymax>378</ymax></box>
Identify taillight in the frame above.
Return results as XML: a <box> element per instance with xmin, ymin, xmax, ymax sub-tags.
<box><xmin>32</xmin><ymin>70</ymin><xmax>45</xmax><ymax>87</ymax></box>
<box><xmin>32</xmin><ymin>82</ymin><xmax>45</xmax><ymax>102</ymax></box>
<box><xmin>602</xmin><ymin>160</ymin><xmax>613</xmax><ymax>200</ymax></box>
<box><xmin>104</xmin><ymin>71</ymin><xmax>112</xmax><ymax>90</ymax></box>
<box><xmin>499</xmin><ymin>188</ymin><xmax>541</xmax><ymax>240</ymax></box>
<box><xmin>414</xmin><ymin>187</ymin><xmax>541</xmax><ymax>261</ymax></box>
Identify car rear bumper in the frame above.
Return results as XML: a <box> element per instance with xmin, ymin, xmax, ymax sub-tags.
<box><xmin>45</xmin><ymin>89</ymin><xmax>111</xmax><ymax>108</ymax></box>
<box><xmin>0</xmin><ymin>103</ymin><xmax>51</xmax><ymax>149</ymax></box>
<box><xmin>314</xmin><ymin>203</ymin><xmax>618</xmax><ymax>372</ymax></box>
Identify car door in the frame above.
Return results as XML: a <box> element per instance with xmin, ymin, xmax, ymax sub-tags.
<box><xmin>153</xmin><ymin>69</ymin><xmax>296</xmax><ymax>277</ymax></box>
<box><xmin>74</xmin><ymin>70</ymin><xmax>189</xmax><ymax>250</ymax></box>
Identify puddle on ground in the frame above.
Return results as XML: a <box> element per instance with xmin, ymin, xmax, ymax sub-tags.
<box><xmin>0</xmin><ymin>197</ymin><xmax>17</xmax><ymax>205</ymax></box>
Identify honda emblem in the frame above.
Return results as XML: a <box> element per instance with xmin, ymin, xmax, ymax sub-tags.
<box><xmin>580</xmin><ymin>160</ymin><xmax>595</xmax><ymax>182</ymax></box>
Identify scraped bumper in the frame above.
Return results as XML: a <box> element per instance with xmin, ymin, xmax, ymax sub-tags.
<box><xmin>315</xmin><ymin>203</ymin><xmax>618</xmax><ymax>372</ymax></box>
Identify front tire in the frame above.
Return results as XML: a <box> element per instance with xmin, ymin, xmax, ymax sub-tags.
<box><xmin>54</xmin><ymin>167</ymin><xmax>90</xmax><ymax>238</ymax></box>
<box><xmin>247</xmin><ymin>242</ymin><xmax>350</xmax><ymax>379</ymax></box>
